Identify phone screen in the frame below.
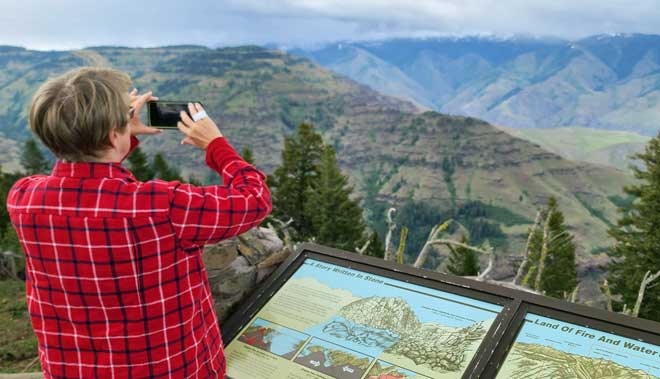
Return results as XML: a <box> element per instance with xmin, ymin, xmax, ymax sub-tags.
<box><xmin>147</xmin><ymin>101</ymin><xmax>202</xmax><ymax>128</ymax></box>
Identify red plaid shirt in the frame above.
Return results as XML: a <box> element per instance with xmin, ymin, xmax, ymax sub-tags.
<box><xmin>7</xmin><ymin>136</ymin><xmax>272</xmax><ymax>379</ymax></box>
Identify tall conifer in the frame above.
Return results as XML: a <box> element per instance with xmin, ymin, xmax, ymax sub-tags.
<box><xmin>304</xmin><ymin>145</ymin><xmax>367</xmax><ymax>251</ymax></box>
<box><xmin>525</xmin><ymin>197</ymin><xmax>578</xmax><ymax>298</ymax></box>
<box><xmin>269</xmin><ymin>122</ymin><xmax>324</xmax><ymax>241</ymax></box>
<box><xmin>608</xmin><ymin>136</ymin><xmax>660</xmax><ymax>321</ymax></box>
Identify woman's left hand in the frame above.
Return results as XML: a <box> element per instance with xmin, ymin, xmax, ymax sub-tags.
<box><xmin>128</xmin><ymin>88</ymin><xmax>162</xmax><ymax>136</ymax></box>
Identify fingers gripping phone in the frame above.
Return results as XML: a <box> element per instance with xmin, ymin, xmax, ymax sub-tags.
<box><xmin>147</xmin><ymin>101</ymin><xmax>204</xmax><ymax>129</ymax></box>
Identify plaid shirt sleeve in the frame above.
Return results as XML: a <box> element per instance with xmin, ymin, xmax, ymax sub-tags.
<box><xmin>168</xmin><ymin>137</ymin><xmax>272</xmax><ymax>250</ymax></box>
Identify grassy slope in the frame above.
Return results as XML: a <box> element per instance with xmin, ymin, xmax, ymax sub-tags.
<box><xmin>497</xmin><ymin>125</ymin><xmax>650</xmax><ymax>170</ymax></box>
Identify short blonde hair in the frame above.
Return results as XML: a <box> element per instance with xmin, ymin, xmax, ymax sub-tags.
<box><xmin>29</xmin><ymin>67</ymin><xmax>132</xmax><ymax>162</ymax></box>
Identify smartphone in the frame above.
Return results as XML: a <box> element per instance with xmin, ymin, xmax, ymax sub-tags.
<box><xmin>147</xmin><ymin>101</ymin><xmax>204</xmax><ymax>129</ymax></box>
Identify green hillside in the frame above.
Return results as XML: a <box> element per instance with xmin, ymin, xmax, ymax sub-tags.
<box><xmin>497</xmin><ymin>126</ymin><xmax>650</xmax><ymax>170</ymax></box>
<box><xmin>0</xmin><ymin>45</ymin><xmax>636</xmax><ymax>302</ymax></box>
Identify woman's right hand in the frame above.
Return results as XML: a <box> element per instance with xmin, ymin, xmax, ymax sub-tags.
<box><xmin>177</xmin><ymin>103</ymin><xmax>224</xmax><ymax>150</ymax></box>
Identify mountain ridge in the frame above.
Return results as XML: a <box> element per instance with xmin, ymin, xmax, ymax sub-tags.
<box><xmin>0</xmin><ymin>44</ymin><xmax>635</xmax><ymax>302</ymax></box>
<box><xmin>293</xmin><ymin>34</ymin><xmax>660</xmax><ymax>135</ymax></box>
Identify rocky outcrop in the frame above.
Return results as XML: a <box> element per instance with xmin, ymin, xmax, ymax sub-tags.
<box><xmin>203</xmin><ymin>227</ymin><xmax>290</xmax><ymax>323</ymax></box>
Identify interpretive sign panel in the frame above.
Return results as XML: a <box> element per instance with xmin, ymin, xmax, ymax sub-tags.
<box><xmin>496</xmin><ymin>313</ymin><xmax>660</xmax><ymax>379</ymax></box>
<box><xmin>224</xmin><ymin>258</ymin><xmax>503</xmax><ymax>379</ymax></box>
<box><xmin>221</xmin><ymin>242</ymin><xmax>660</xmax><ymax>379</ymax></box>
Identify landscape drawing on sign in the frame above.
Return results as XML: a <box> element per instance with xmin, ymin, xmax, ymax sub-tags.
<box><xmin>298</xmin><ymin>259</ymin><xmax>502</xmax><ymax>377</ymax></box>
<box><xmin>226</xmin><ymin>258</ymin><xmax>504</xmax><ymax>378</ymax></box>
<box><xmin>367</xmin><ymin>360</ymin><xmax>432</xmax><ymax>379</ymax></box>
<box><xmin>235</xmin><ymin>258</ymin><xmax>503</xmax><ymax>378</ymax></box>
<box><xmin>496</xmin><ymin>314</ymin><xmax>660</xmax><ymax>379</ymax></box>
<box><xmin>294</xmin><ymin>338</ymin><xmax>372</xmax><ymax>379</ymax></box>
<box><xmin>237</xmin><ymin>318</ymin><xmax>308</xmax><ymax>359</ymax></box>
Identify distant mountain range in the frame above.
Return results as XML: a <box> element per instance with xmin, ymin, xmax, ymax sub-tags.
<box><xmin>292</xmin><ymin>34</ymin><xmax>660</xmax><ymax>136</ymax></box>
<box><xmin>0</xmin><ymin>45</ymin><xmax>635</xmax><ymax>302</ymax></box>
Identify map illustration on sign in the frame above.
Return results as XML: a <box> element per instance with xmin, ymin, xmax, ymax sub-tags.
<box><xmin>225</xmin><ymin>258</ymin><xmax>503</xmax><ymax>378</ymax></box>
<box><xmin>237</xmin><ymin>318</ymin><xmax>308</xmax><ymax>359</ymax></box>
<box><xmin>497</xmin><ymin>314</ymin><xmax>660</xmax><ymax>379</ymax></box>
<box><xmin>307</xmin><ymin>296</ymin><xmax>489</xmax><ymax>373</ymax></box>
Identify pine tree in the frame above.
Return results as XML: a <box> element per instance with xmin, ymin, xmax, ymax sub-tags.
<box><xmin>446</xmin><ymin>234</ymin><xmax>480</xmax><ymax>276</ymax></box>
<box><xmin>151</xmin><ymin>153</ymin><xmax>183</xmax><ymax>181</ymax></box>
<box><xmin>21</xmin><ymin>138</ymin><xmax>50</xmax><ymax>175</ymax></box>
<box><xmin>304</xmin><ymin>145</ymin><xmax>367</xmax><ymax>251</ymax></box>
<box><xmin>241</xmin><ymin>147</ymin><xmax>255</xmax><ymax>165</ymax></box>
<box><xmin>364</xmin><ymin>231</ymin><xmax>385</xmax><ymax>258</ymax></box>
<box><xmin>607</xmin><ymin>136</ymin><xmax>660</xmax><ymax>321</ymax></box>
<box><xmin>525</xmin><ymin>197</ymin><xmax>578</xmax><ymax>298</ymax></box>
<box><xmin>127</xmin><ymin>147</ymin><xmax>155</xmax><ymax>181</ymax></box>
<box><xmin>269</xmin><ymin>122</ymin><xmax>325</xmax><ymax>241</ymax></box>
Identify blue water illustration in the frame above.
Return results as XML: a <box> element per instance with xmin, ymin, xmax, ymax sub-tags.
<box><xmin>306</xmin><ymin>316</ymin><xmax>400</xmax><ymax>357</ymax></box>
<box><xmin>514</xmin><ymin>314</ymin><xmax>660</xmax><ymax>376</ymax></box>
<box><xmin>241</xmin><ymin>318</ymin><xmax>308</xmax><ymax>357</ymax></box>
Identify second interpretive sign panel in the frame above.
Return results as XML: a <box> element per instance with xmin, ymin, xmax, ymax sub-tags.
<box><xmin>224</xmin><ymin>258</ymin><xmax>503</xmax><ymax>379</ymax></box>
<box><xmin>496</xmin><ymin>313</ymin><xmax>660</xmax><ymax>378</ymax></box>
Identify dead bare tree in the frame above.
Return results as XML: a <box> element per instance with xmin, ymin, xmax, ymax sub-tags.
<box><xmin>384</xmin><ymin>208</ymin><xmax>397</xmax><ymax>261</ymax></box>
<box><xmin>355</xmin><ymin>239</ymin><xmax>371</xmax><ymax>255</ymax></box>
<box><xmin>266</xmin><ymin>217</ymin><xmax>294</xmax><ymax>253</ymax></box>
<box><xmin>411</xmin><ymin>227</ymin><xmax>495</xmax><ymax>280</ymax></box>
<box><xmin>513</xmin><ymin>211</ymin><xmax>542</xmax><ymax>285</ymax></box>
<box><xmin>0</xmin><ymin>251</ymin><xmax>20</xmax><ymax>280</ymax></box>
<box><xmin>533</xmin><ymin>211</ymin><xmax>552</xmax><ymax>291</ymax></box>
<box><xmin>564</xmin><ymin>284</ymin><xmax>580</xmax><ymax>303</ymax></box>
<box><xmin>476</xmin><ymin>255</ymin><xmax>494</xmax><ymax>281</ymax></box>
<box><xmin>476</xmin><ymin>241</ymin><xmax>495</xmax><ymax>281</ymax></box>
<box><xmin>413</xmin><ymin>220</ymin><xmax>452</xmax><ymax>268</ymax></box>
<box><xmin>600</xmin><ymin>280</ymin><xmax>614</xmax><ymax>312</ymax></box>
<box><xmin>632</xmin><ymin>270</ymin><xmax>660</xmax><ymax>318</ymax></box>
<box><xmin>599</xmin><ymin>271</ymin><xmax>660</xmax><ymax>317</ymax></box>
<box><xmin>396</xmin><ymin>227</ymin><xmax>408</xmax><ymax>264</ymax></box>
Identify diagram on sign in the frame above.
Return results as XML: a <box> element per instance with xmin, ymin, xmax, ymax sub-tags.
<box><xmin>367</xmin><ymin>360</ymin><xmax>433</xmax><ymax>379</ymax></box>
<box><xmin>237</xmin><ymin>318</ymin><xmax>308</xmax><ymax>359</ymax></box>
<box><xmin>317</xmin><ymin>296</ymin><xmax>488</xmax><ymax>373</ymax></box>
<box><xmin>294</xmin><ymin>338</ymin><xmax>372</xmax><ymax>379</ymax></box>
<box><xmin>226</xmin><ymin>259</ymin><xmax>504</xmax><ymax>379</ymax></box>
<box><xmin>497</xmin><ymin>314</ymin><xmax>660</xmax><ymax>379</ymax></box>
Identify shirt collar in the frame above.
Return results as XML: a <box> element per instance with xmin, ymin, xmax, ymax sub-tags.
<box><xmin>51</xmin><ymin>161</ymin><xmax>137</xmax><ymax>181</ymax></box>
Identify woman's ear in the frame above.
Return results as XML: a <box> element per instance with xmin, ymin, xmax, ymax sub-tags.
<box><xmin>107</xmin><ymin>127</ymin><xmax>120</xmax><ymax>150</ymax></box>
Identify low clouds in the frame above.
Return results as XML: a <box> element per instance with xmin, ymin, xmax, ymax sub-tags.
<box><xmin>1</xmin><ymin>0</ymin><xmax>659</xmax><ymax>50</ymax></box>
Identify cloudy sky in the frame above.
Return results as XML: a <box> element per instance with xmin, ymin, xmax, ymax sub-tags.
<box><xmin>1</xmin><ymin>0</ymin><xmax>659</xmax><ymax>50</ymax></box>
